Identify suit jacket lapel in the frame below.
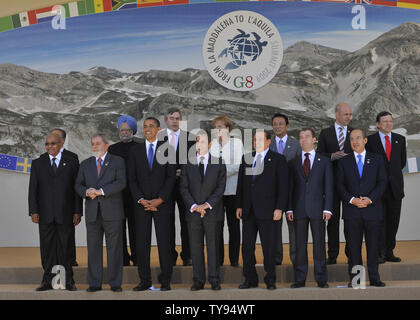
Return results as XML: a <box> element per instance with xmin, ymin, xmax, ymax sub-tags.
<box><xmin>331</xmin><ymin>126</ymin><xmax>340</xmax><ymax>151</ymax></box>
<box><xmin>308</xmin><ymin>153</ymin><xmax>321</xmax><ymax>180</ymax></box>
<box><xmin>361</xmin><ymin>153</ymin><xmax>371</xmax><ymax>180</ymax></box>
<box><xmin>44</xmin><ymin>155</ymin><xmax>55</xmax><ymax>177</ymax></box>
<box><xmin>97</xmin><ymin>154</ymin><xmax>110</xmax><ymax>182</ymax></box>
<box><xmin>254</xmin><ymin>150</ymin><xmax>272</xmax><ymax>182</ymax></box>
<box><xmin>295</xmin><ymin>156</ymin><xmax>306</xmax><ymax>180</ymax></box>
<box><xmin>55</xmin><ymin>155</ymin><xmax>67</xmax><ymax>177</ymax></box>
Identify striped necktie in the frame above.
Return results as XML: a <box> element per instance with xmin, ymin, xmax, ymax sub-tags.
<box><xmin>338</xmin><ymin>127</ymin><xmax>344</xmax><ymax>151</ymax></box>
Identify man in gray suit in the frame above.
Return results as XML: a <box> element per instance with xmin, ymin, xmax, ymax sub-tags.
<box><xmin>180</xmin><ymin>129</ymin><xmax>227</xmax><ymax>291</ymax></box>
<box><xmin>269</xmin><ymin>113</ymin><xmax>301</xmax><ymax>265</ymax></box>
<box><xmin>75</xmin><ymin>133</ymin><xmax>126</xmax><ymax>292</ymax></box>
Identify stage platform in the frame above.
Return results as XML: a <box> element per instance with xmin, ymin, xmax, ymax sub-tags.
<box><xmin>0</xmin><ymin>242</ymin><xmax>419</xmax><ymax>299</ymax></box>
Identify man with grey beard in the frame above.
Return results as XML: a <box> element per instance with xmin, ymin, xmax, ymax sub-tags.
<box><xmin>109</xmin><ymin>115</ymin><xmax>139</xmax><ymax>266</ymax></box>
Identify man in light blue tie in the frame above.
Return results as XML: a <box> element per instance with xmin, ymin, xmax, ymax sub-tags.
<box><xmin>336</xmin><ymin>129</ymin><xmax>387</xmax><ymax>287</ymax></box>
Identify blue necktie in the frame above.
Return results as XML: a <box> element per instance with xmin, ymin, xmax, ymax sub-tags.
<box><xmin>357</xmin><ymin>154</ymin><xmax>363</xmax><ymax>178</ymax></box>
<box><xmin>148</xmin><ymin>143</ymin><xmax>154</xmax><ymax>170</ymax></box>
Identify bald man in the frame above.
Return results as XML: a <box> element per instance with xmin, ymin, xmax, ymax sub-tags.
<box><xmin>317</xmin><ymin>103</ymin><xmax>353</xmax><ymax>264</ymax></box>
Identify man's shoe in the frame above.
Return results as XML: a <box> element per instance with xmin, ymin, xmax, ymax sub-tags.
<box><xmin>291</xmin><ymin>282</ymin><xmax>305</xmax><ymax>288</ymax></box>
<box><xmin>370</xmin><ymin>281</ymin><xmax>386</xmax><ymax>287</ymax></box>
<box><xmin>238</xmin><ymin>282</ymin><xmax>258</xmax><ymax>289</ymax></box>
<box><xmin>317</xmin><ymin>282</ymin><xmax>329</xmax><ymax>288</ymax></box>
<box><xmin>182</xmin><ymin>259</ymin><xmax>192</xmax><ymax>266</ymax></box>
<box><xmin>327</xmin><ymin>257</ymin><xmax>337</xmax><ymax>265</ymax></box>
<box><xmin>111</xmin><ymin>287</ymin><xmax>122</xmax><ymax>292</ymax></box>
<box><xmin>36</xmin><ymin>284</ymin><xmax>52</xmax><ymax>291</ymax></box>
<box><xmin>378</xmin><ymin>256</ymin><xmax>386</xmax><ymax>264</ymax></box>
<box><xmin>385</xmin><ymin>253</ymin><xmax>401</xmax><ymax>262</ymax></box>
<box><xmin>348</xmin><ymin>282</ymin><xmax>353</xmax><ymax>288</ymax></box>
<box><xmin>66</xmin><ymin>283</ymin><xmax>77</xmax><ymax>291</ymax></box>
<box><xmin>231</xmin><ymin>262</ymin><xmax>239</xmax><ymax>267</ymax></box>
<box><xmin>86</xmin><ymin>286</ymin><xmax>102</xmax><ymax>292</ymax></box>
<box><xmin>191</xmin><ymin>282</ymin><xmax>204</xmax><ymax>291</ymax></box>
<box><xmin>133</xmin><ymin>283</ymin><xmax>151</xmax><ymax>291</ymax></box>
<box><xmin>211</xmin><ymin>282</ymin><xmax>221</xmax><ymax>291</ymax></box>
<box><xmin>266</xmin><ymin>282</ymin><xmax>276</xmax><ymax>290</ymax></box>
<box><xmin>160</xmin><ymin>285</ymin><xmax>171</xmax><ymax>291</ymax></box>
<box><xmin>71</xmin><ymin>261</ymin><xmax>78</xmax><ymax>267</ymax></box>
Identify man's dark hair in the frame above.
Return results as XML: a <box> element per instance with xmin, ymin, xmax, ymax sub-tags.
<box><xmin>253</xmin><ymin>129</ymin><xmax>271</xmax><ymax>140</ymax></box>
<box><xmin>145</xmin><ymin>117</ymin><xmax>160</xmax><ymax>127</ymax></box>
<box><xmin>165</xmin><ymin>108</ymin><xmax>182</xmax><ymax>120</ymax></box>
<box><xmin>299</xmin><ymin>128</ymin><xmax>316</xmax><ymax>138</ymax></box>
<box><xmin>51</xmin><ymin>128</ymin><xmax>66</xmax><ymax>140</ymax></box>
<box><xmin>271</xmin><ymin>113</ymin><xmax>289</xmax><ymax>126</ymax></box>
<box><xmin>376</xmin><ymin>111</ymin><xmax>392</xmax><ymax>123</ymax></box>
<box><xmin>351</xmin><ymin>128</ymin><xmax>366</xmax><ymax>139</ymax></box>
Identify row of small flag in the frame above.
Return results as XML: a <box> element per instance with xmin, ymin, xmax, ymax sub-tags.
<box><xmin>1</xmin><ymin>152</ymin><xmax>420</xmax><ymax>175</ymax></box>
<box><xmin>0</xmin><ymin>0</ymin><xmax>419</xmax><ymax>32</ymax></box>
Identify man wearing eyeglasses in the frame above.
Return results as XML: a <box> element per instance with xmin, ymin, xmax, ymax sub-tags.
<box><xmin>28</xmin><ymin>133</ymin><xmax>82</xmax><ymax>291</ymax></box>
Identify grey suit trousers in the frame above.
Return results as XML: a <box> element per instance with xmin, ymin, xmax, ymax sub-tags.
<box><xmin>86</xmin><ymin>207</ymin><xmax>123</xmax><ymax>288</ymax></box>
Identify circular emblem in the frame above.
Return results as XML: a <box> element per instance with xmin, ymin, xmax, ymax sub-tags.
<box><xmin>203</xmin><ymin>10</ymin><xmax>283</xmax><ymax>91</ymax></box>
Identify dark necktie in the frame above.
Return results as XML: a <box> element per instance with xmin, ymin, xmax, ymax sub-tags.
<box><xmin>52</xmin><ymin>158</ymin><xmax>57</xmax><ymax>174</ymax></box>
<box><xmin>252</xmin><ymin>154</ymin><xmax>262</xmax><ymax>181</ymax></box>
<box><xmin>148</xmin><ymin>143</ymin><xmax>154</xmax><ymax>170</ymax></box>
<box><xmin>199</xmin><ymin>156</ymin><xmax>205</xmax><ymax>181</ymax></box>
<box><xmin>385</xmin><ymin>135</ymin><xmax>391</xmax><ymax>162</ymax></box>
<box><xmin>303</xmin><ymin>153</ymin><xmax>310</xmax><ymax>179</ymax></box>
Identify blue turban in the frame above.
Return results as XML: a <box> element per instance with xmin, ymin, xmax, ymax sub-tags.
<box><xmin>118</xmin><ymin>115</ymin><xmax>137</xmax><ymax>135</ymax></box>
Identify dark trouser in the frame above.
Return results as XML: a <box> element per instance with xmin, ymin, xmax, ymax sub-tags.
<box><xmin>188</xmin><ymin>216</ymin><xmax>222</xmax><ymax>285</ymax></box>
<box><xmin>219</xmin><ymin>195</ymin><xmax>240</xmax><ymax>266</ymax></box>
<box><xmin>345</xmin><ymin>218</ymin><xmax>381</xmax><ymax>283</ymax></box>
<box><xmin>69</xmin><ymin>225</ymin><xmax>76</xmax><ymax>264</ymax></box>
<box><xmin>86</xmin><ymin>209</ymin><xmax>123</xmax><ymax>288</ymax></box>
<box><xmin>276</xmin><ymin>214</ymin><xmax>296</xmax><ymax>265</ymax></box>
<box><xmin>171</xmin><ymin>183</ymin><xmax>191</xmax><ymax>262</ymax></box>
<box><xmin>242</xmin><ymin>209</ymin><xmax>278</xmax><ymax>285</ymax></box>
<box><xmin>39</xmin><ymin>222</ymin><xmax>74</xmax><ymax>286</ymax></box>
<box><xmin>379</xmin><ymin>189</ymin><xmax>402</xmax><ymax>257</ymax></box>
<box><xmin>122</xmin><ymin>202</ymin><xmax>137</xmax><ymax>265</ymax></box>
<box><xmin>327</xmin><ymin>192</ymin><xmax>350</xmax><ymax>259</ymax></box>
<box><xmin>135</xmin><ymin>209</ymin><xmax>173</xmax><ymax>287</ymax></box>
<box><xmin>294</xmin><ymin>217</ymin><xmax>327</xmax><ymax>283</ymax></box>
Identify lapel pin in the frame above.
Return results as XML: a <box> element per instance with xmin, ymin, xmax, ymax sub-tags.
<box><xmin>105</xmin><ymin>162</ymin><xmax>109</xmax><ymax>166</ymax></box>
<box><xmin>63</xmin><ymin>163</ymin><xmax>66</xmax><ymax>166</ymax></box>
<box><xmin>268</xmin><ymin>158</ymin><xmax>271</xmax><ymax>162</ymax></box>
<box><xmin>395</xmin><ymin>140</ymin><xmax>398</xmax><ymax>144</ymax></box>
<box><xmin>317</xmin><ymin>158</ymin><xmax>320</xmax><ymax>161</ymax></box>
<box><xmin>367</xmin><ymin>159</ymin><xmax>370</xmax><ymax>164</ymax></box>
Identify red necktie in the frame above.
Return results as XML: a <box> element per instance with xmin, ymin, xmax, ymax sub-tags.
<box><xmin>385</xmin><ymin>136</ymin><xmax>391</xmax><ymax>162</ymax></box>
<box><xmin>97</xmin><ymin>159</ymin><xmax>102</xmax><ymax>176</ymax></box>
<box><xmin>303</xmin><ymin>153</ymin><xmax>310</xmax><ymax>179</ymax></box>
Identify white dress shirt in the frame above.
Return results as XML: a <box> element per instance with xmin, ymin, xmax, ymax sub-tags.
<box><xmin>378</xmin><ymin>131</ymin><xmax>392</xmax><ymax>153</ymax></box>
<box><xmin>335</xmin><ymin>122</ymin><xmax>348</xmax><ymax>143</ymax></box>
<box><xmin>167</xmin><ymin>128</ymin><xmax>180</xmax><ymax>152</ymax></box>
<box><xmin>49</xmin><ymin>152</ymin><xmax>62</xmax><ymax>167</ymax></box>
<box><xmin>209</xmin><ymin>137</ymin><xmax>243</xmax><ymax>195</ymax></box>
<box><xmin>190</xmin><ymin>152</ymin><xmax>212</xmax><ymax>213</ymax></box>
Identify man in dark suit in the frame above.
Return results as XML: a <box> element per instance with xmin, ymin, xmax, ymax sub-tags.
<box><xmin>29</xmin><ymin>133</ymin><xmax>82</xmax><ymax>291</ymax></box>
<box><xmin>159</xmin><ymin>108</ymin><xmax>195</xmax><ymax>266</ymax></box>
<box><xmin>366</xmin><ymin>111</ymin><xmax>407</xmax><ymax>263</ymax></box>
<box><xmin>287</xmin><ymin>128</ymin><xmax>333</xmax><ymax>288</ymax></box>
<box><xmin>128</xmin><ymin>117</ymin><xmax>176</xmax><ymax>291</ymax></box>
<box><xmin>108</xmin><ymin>115</ymin><xmax>139</xmax><ymax>266</ymax></box>
<box><xmin>269</xmin><ymin>113</ymin><xmax>301</xmax><ymax>265</ymax></box>
<box><xmin>336</xmin><ymin>129</ymin><xmax>387</xmax><ymax>287</ymax></box>
<box><xmin>317</xmin><ymin>102</ymin><xmax>353</xmax><ymax>264</ymax></box>
<box><xmin>236</xmin><ymin>130</ymin><xmax>288</xmax><ymax>290</ymax></box>
<box><xmin>75</xmin><ymin>133</ymin><xmax>126</xmax><ymax>292</ymax></box>
<box><xmin>180</xmin><ymin>129</ymin><xmax>226</xmax><ymax>291</ymax></box>
<box><xmin>51</xmin><ymin>128</ymin><xmax>79</xmax><ymax>267</ymax></box>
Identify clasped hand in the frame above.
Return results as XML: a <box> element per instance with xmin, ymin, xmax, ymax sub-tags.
<box><xmin>351</xmin><ymin>197</ymin><xmax>372</xmax><ymax>208</ymax></box>
<box><xmin>87</xmin><ymin>188</ymin><xmax>102</xmax><ymax>200</ymax></box>
<box><xmin>139</xmin><ymin>198</ymin><xmax>164</xmax><ymax>212</ymax></box>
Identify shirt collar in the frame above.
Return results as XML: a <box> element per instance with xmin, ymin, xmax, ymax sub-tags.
<box><xmin>255</xmin><ymin>147</ymin><xmax>269</xmax><ymax>159</ymax></box>
<box><xmin>379</xmin><ymin>130</ymin><xmax>392</xmax><ymax>140</ymax></box>
<box><xmin>197</xmin><ymin>152</ymin><xmax>209</xmax><ymax>163</ymax></box>
<box><xmin>335</xmin><ymin>122</ymin><xmax>347</xmax><ymax>131</ymax></box>
<box><xmin>167</xmin><ymin>128</ymin><xmax>180</xmax><ymax>137</ymax></box>
<box><xmin>49</xmin><ymin>152</ymin><xmax>62</xmax><ymax>162</ymax></box>
<box><xmin>302</xmin><ymin>149</ymin><xmax>315</xmax><ymax>157</ymax></box>
<box><xmin>354</xmin><ymin>149</ymin><xmax>366</xmax><ymax>160</ymax></box>
<box><xmin>276</xmin><ymin>134</ymin><xmax>288</xmax><ymax>144</ymax></box>
<box><xmin>96</xmin><ymin>151</ymin><xmax>108</xmax><ymax>163</ymax></box>
<box><xmin>145</xmin><ymin>139</ymin><xmax>158</xmax><ymax>148</ymax></box>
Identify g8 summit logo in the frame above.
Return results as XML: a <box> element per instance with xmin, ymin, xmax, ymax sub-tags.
<box><xmin>203</xmin><ymin>11</ymin><xmax>283</xmax><ymax>91</ymax></box>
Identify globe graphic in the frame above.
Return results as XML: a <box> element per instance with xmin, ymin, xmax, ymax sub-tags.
<box><xmin>226</xmin><ymin>37</ymin><xmax>261</xmax><ymax>68</ymax></box>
